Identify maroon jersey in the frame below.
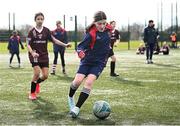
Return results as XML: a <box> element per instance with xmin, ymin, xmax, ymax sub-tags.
<box><xmin>27</xmin><ymin>26</ymin><xmax>52</xmax><ymax>63</ymax></box>
<box><xmin>110</xmin><ymin>29</ymin><xmax>120</xmax><ymax>48</ymax></box>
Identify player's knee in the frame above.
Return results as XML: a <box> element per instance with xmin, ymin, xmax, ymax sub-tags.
<box><xmin>42</xmin><ymin>74</ymin><xmax>48</xmax><ymax>80</ymax></box>
<box><xmin>34</xmin><ymin>73</ymin><xmax>40</xmax><ymax>78</ymax></box>
<box><xmin>112</xmin><ymin>57</ymin><xmax>116</xmax><ymax>62</ymax></box>
<box><xmin>73</xmin><ymin>80</ymin><xmax>82</xmax><ymax>85</ymax></box>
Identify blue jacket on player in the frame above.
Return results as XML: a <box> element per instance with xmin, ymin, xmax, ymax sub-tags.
<box><xmin>8</xmin><ymin>35</ymin><xmax>23</xmax><ymax>54</ymax></box>
<box><xmin>77</xmin><ymin>28</ymin><xmax>111</xmax><ymax>67</ymax></box>
<box><xmin>52</xmin><ymin>28</ymin><xmax>68</xmax><ymax>52</ymax></box>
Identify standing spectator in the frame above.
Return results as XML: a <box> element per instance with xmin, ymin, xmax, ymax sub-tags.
<box><xmin>170</xmin><ymin>32</ymin><xmax>177</xmax><ymax>48</ymax></box>
<box><xmin>50</xmin><ymin>21</ymin><xmax>68</xmax><ymax>75</ymax></box>
<box><xmin>7</xmin><ymin>30</ymin><xmax>24</xmax><ymax>67</ymax></box>
<box><xmin>143</xmin><ymin>20</ymin><xmax>158</xmax><ymax>64</ymax></box>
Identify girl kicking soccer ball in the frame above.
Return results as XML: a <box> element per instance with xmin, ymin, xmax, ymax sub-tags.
<box><xmin>68</xmin><ymin>11</ymin><xmax>112</xmax><ymax>118</ymax></box>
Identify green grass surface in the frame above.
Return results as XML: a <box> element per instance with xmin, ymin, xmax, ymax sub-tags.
<box><xmin>0</xmin><ymin>48</ymin><xmax>180</xmax><ymax>125</ymax></box>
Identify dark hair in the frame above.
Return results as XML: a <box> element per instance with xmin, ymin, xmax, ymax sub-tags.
<box><xmin>56</xmin><ymin>20</ymin><xmax>61</xmax><ymax>25</ymax></box>
<box><xmin>93</xmin><ymin>11</ymin><xmax>107</xmax><ymax>22</ymax></box>
<box><xmin>34</xmin><ymin>12</ymin><xmax>44</xmax><ymax>21</ymax></box>
<box><xmin>86</xmin><ymin>11</ymin><xmax>107</xmax><ymax>32</ymax></box>
<box><xmin>110</xmin><ymin>21</ymin><xmax>116</xmax><ymax>24</ymax></box>
<box><xmin>149</xmin><ymin>20</ymin><xmax>154</xmax><ymax>23</ymax></box>
<box><xmin>12</xmin><ymin>30</ymin><xmax>18</xmax><ymax>34</ymax></box>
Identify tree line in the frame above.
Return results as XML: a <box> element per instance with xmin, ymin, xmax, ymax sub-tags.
<box><xmin>0</xmin><ymin>23</ymin><xmax>179</xmax><ymax>42</ymax></box>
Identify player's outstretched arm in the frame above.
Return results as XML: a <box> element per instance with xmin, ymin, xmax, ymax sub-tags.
<box><xmin>19</xmin><ymin>40</ymin><xmax>24</xmax><ymax>49</ymax></box>
<box><xmin>114</xmin><ymin>40</ymin><xmax>119</xmax><ymax>47</ymax></box>
<box><xmin>51</xmin><ymin>35</ymin><xmax>71</xmax><ymax>48</ymax></box>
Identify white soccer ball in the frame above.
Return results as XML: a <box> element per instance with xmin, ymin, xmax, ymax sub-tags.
<box><xmin>93</xmin><ymin>100</ymin><xmax>111</xmax><ymax>119</ymax></box>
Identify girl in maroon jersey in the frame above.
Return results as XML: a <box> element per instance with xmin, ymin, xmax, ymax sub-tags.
<box><xmin>27</xmin><ymin>12</ymin><xmax>71</xmax><ymax>100</ymax></box>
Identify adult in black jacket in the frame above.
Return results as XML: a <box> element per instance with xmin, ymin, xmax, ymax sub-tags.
<box><xmin>143</xmin><ymin>20</ymin><xmax>158</xmax><ymax>64</ymax></box>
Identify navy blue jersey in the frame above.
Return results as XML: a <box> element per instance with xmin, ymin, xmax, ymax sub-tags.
<box><xmin>77</xmin><ymin>31</ymin><xmax>111</xmax><ymax>67</ymax></box>
<box><xmin>52</xmin><ymin>28</ymin><xmax>68</xmax><ymax>52</ymax></box>
<box><xmin>8</xmin><ymin>36</ymin><xmax>21</xmax><ymax>54</ymax></box>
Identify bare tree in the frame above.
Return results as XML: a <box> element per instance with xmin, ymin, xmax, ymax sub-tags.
<box><xmin>130</xmin><ymin>23</ymin><xmax>144</xmax><ymax>40</ymax></box>
<box><xmin>18</xmin><ymin>24</ymin><xmax>33</xmax><ymax>37</ymax></box>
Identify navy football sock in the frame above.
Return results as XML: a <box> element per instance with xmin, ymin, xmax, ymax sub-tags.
<box><xmin>69</xmin><ymin>83</ymin><xmax>78</xmax><ymax>97</ymax></box>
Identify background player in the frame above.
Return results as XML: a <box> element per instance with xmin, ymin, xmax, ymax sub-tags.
<box><xmin>8</xmin><ymin>30</ymin><xmax>24</xmax><ymax>67</ymax></box>
<box><xmin>27</xmin><ymin>12</ymin><xmax>71</xmax><ymax>100</ymax></box>
<box><xmin>143</xmin><ymin>20</ymin><xmax>158</xmax><ymax>64</ymax></box>
<box><xmin>50</xmin><ymin>20</ymin><xmax>68</xmax><ymax>75</ymax></box>
<box><xmin>109</xmin><ymin>21</ymin><xmax>120</xmax><ymax>77</ymax></box>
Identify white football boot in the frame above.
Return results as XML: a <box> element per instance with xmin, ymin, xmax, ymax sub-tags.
<box><xmin>68</xmin><ymin>96</ymin><xmax>75</xmax><ymax>111</ymax></box>
<box><xmin>70</xmin><ymin>106</ymin><xmax>80</xmax><ymax>118</ymax></box>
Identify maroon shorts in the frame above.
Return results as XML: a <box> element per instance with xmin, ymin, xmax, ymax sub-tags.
<box><xmin>31</xmin><ymin>62</ymin><xmax>49</xmax><ymax>68</ymax></box>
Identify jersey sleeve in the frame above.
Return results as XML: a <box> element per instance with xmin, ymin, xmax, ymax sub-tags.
<box><xmin>116</xmin><ymin>30</ymin><xmax>120</xmax><ymax>40</ymax></box>
<box><xmin>18</xmin><ymin>36</ymin><xmax>24</xmax><ymax>49</ymax></box>
<box><xmin>77</xmin><ymin>33</ymin><xmax>92</xmax><ymax>53</ymax></box>
<box><xmin>7</xmin><ymin>38</ymin><xmax>11</xmax><ymax>49</ymax></box>
<box><xmin>47</xmin><ymin>29</ymin><xmax>53</xmax><ymax>42</ymax></box>
<box><xmin>27</xmin><ymin>30</ymin><xmax>33</xmax><ymax>46</ymax></box>
<box><xmin>143</xmin><ymin>28</ymin><xmax>148</xmax><ymax>43</ymax></box>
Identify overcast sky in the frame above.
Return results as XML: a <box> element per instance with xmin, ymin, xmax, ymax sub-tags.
<box><xmin>0</xmin><ymin>0</ymin><xmax>179</xmax><ymax>30</ymax></box>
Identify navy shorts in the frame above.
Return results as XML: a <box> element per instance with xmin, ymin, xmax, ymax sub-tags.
<box><xmin>77</xmin><ymin>64</ymin><xmax>104</xmax><ymax>78</ymax></box>
<box><xmin>31</xmin><ymin>62</ymin><xmax>49</xmax><ymax>68</ymax></box>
